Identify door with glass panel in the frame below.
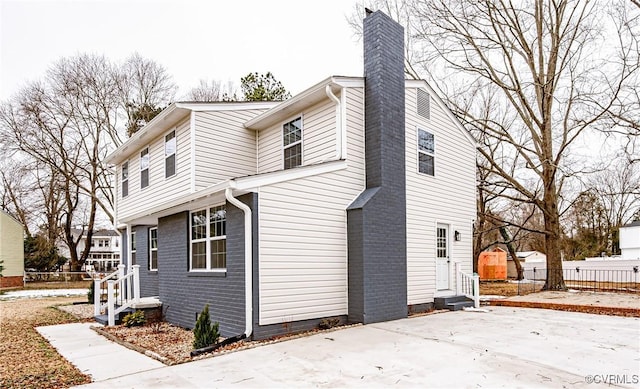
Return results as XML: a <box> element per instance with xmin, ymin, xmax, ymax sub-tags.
<box><xmin>436</xmin><ymin>224</ymin><xmax>450</xmax><ymax>290</ymax></box>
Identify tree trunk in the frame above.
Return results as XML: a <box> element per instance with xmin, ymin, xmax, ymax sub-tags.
<box><xmin>542</xmin><ymin>187</ymin><xmax>566</xmax><ymax>290</ymax></box>
<box><xmin>499</xmin><ymin>226</ymin><xmax>524</xmax><ymax>280</ymax></box>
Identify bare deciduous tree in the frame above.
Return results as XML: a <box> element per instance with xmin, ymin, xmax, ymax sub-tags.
<box><xmin>185</xmin><ymin>79</ymin><xmax>223</xmax><ymax>102</ymax></box>
<box><xmin>0</xmin><ymin>53</ymin><xmax>177</xmax><ymax>272</ymax></box>
<box><xmin>352</xmin><ymin>0</ymin><xmax>639</xmax><ymax>289</ymax></box>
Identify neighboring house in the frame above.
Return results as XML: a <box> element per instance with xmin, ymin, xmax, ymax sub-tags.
<box><xmin>0</xmin><ymin>210</ymin><xmax>25</xmax><ymax>288</ymax></box>
<box><xmin>515</xmin><ymin>251</ymin><xmax>547</xmax><ymax>263</ymax></box>
<box><xmin>619</xmin><ymin>220</ymin><xmax>640</xmax><ymax>260</ymax></box>
<box><xmin>106</xmin><ymin>11</ymin><xmax>476</xmax><ymax>339</ymax></box>
<box><xmin>58</xmin><ymin>229</ymin><xmax>121</xmax><ymax>272</ymax></box>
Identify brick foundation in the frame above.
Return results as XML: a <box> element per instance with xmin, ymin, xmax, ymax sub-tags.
<box><xmin>0</xmin><ymin>276</ymin><xmax>24</xmax><ymax>289</ymax></box>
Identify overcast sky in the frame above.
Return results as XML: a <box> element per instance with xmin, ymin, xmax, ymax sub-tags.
<box><xmin>0</xmin><ymin>0</ymin><xmax>363</xmax><ymax>101</ymax></box>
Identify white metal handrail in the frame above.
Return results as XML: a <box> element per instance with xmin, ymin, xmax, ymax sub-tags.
<box><xmin>456</xmin><ymin>262</ymin><xmax>480</xmax><ymax>308</ymax></box>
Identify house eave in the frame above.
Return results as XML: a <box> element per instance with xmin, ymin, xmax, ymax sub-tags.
<box><xmin>106</xmin><ymin>103</ymin><xmax>190</xmax><ymax>165</ymax></box>
<box><xmin>106</xmin><ymin>101</ymin><xmax>280</xmax><ymax>166</ymax></box>
<box><xmin>244</xmin><ymin>76</ymin><xmax>363</xmax><ymax>131</ymax></box>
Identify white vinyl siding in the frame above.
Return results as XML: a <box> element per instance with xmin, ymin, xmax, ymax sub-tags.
<box><xmin>258</xmin><ymin>98</ymin><xmax>337</xmax><ymax>174</ymax></box>
<box><xmin>257</xmin><ymin>88</ymin><xmax>365</xmax><ymax>325</ymax></box>
<box><xmin>193</xmin><ymin>109</ymin><xmax>266</xmax><ymax>190</ymax></box>
<box><xmin>118</xmin><ymin>118</ymin><xmax>191</xmax><ymax>221</ymax></box>
<box><xmin>405</xmin><ymin>86</ymin><xmax>476</xmax><ymax>305</ymax></box>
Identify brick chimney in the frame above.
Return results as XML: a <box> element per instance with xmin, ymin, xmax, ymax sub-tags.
<box><xmin>347</xmin><ymin>10</ymin><xmax>407</xmax><ymax>324</ymax></box>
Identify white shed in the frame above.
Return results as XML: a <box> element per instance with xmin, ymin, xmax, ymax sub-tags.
<box><xmin>620</xmin><ymin>220</ymin><xmax>640</xmax><ymax>260</ymax></box>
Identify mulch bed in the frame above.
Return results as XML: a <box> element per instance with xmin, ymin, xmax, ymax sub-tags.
<box><xmin>95</xmin><ymin>322</ymin><xmax>362</xmax><ymax>365</ymax></box>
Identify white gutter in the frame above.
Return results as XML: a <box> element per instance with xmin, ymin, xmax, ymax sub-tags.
<box><xmin>224</xmin><ymin>184</ymin><xmax>253</xmax><ymax>338</ymax></box>
<box><xmin>325</xmin><ymin>85</ymin><xmax>343</xmax><ymax>159</ymax></box>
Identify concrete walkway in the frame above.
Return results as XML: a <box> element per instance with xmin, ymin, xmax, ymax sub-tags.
<box><xmin>36</xmin><ymin>323</ymin><xmax>164</xmax><ymax>382</ymax></box>
<box><xmin>38</xmin><ymin>307</ymin><xmax>640</xmax><ymax>388</ymax></box>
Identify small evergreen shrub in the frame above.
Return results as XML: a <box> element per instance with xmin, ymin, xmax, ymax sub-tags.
<box><xmin>193</xmin><ymin>304</ymin><xmax>220</xmax><ymax>349</ymax></box>
<box><xmin>122</xmin><ymin>310</ymin><xmax>146</xmax><ymax>327</ymax></box>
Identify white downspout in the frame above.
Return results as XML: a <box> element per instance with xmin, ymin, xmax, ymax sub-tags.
<box><xmin>325</xmin><ymin>85</ymin><xmax>343</xmax><ymax>160</ymax></box>
<box><xmin>225</xmin><ymin>185</ymin><xmax>253</xmax><ymax>338</ymax></box>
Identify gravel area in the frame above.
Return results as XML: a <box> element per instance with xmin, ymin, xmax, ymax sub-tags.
<box><xmin>57</xmin><ymin>303</ymin><xmax>95</xmax><ymax>319</ymax></box>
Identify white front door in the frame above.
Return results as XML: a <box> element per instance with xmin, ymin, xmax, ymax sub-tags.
<box><xmin>436</xmin><ymin>224</ymin><xmax>450</xmax><ymax>290</ymax></box>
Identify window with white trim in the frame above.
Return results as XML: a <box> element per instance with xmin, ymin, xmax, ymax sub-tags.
<box><xmin>165</xmin><ymin>130</ymin><xmax>176</xmax><ymax>178</ymax></box>
<box><xmin>418</xmin><ymin>128</ymin><xmax>435</xmax><ymax>176</ymax></box>
<box><xmin>190</xmin><ymin>205</ymin><xmax>226</xmax><ymax>271</ymax></box>
<box><xmin>149</xmin><ymin>227</ymin><xmax>158</xmax><ymax>271</ymax></box>
<box><xmin>130</xmin><ymin>232</ymin><xmax>137</xmax><ymax>265</ymax></box>
<box><xmin>121</xmin><ymin>161</ymin><xmax>129</xmax><ymax>197</ymax></box>
<box><xmin>140</xmin><ymin>147</ymin><xmax>150</xmax><ymax>188</ymax></box>
<box><xmin>283</xmin><ymin>117</ymin><xmax>302</xmax><ymax>169</ymax></box>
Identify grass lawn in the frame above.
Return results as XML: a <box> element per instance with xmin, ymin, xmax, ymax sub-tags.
<box><xmin>0</xmin><ymin>297</ymin><xmax>91</xmax><ymax>388</ymax></box>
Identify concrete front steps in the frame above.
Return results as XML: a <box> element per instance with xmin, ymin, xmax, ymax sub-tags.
<box><xmin>94</xmin><ymin>297</ymin><xmax>163</xmax><ymax>325</ymax></box>
<box><xmin>435</xmin><ymin>295</ymin><xmax>475</xmax><ymax>311</ymax></box>
<box><xmin>95</xmin><ymin>308</ymin><xmax>133</xmax><ymax>325</ymax></box>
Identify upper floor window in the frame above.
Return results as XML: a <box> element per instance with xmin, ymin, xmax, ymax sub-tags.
<box><xmin>283</xmin><ymin>117</ymin><xmax>302</xmax><ymax>169</ymax></box>
<box><xmin>140</xmin><ymin>147</ymin><xmax>150</xmax><ymax>188</ymax></box>
<box><xmin>165</xmin><ymin>130</ymin><xmax>176</xmax><ymax>178</ymax></box>
<box><xmin>190</xmin><ymin>205</ymin><xmax>226</xmax><ymax>271</ymax></box>
<box><xmin>417</xmin><ymin>88</ymin><xmax>430</xmax><ymax>120</ymax></box>
<box><xmin>418</xmin><ymin>128</ymin><xmax>435</xmax><ymax>176</ymax></box>
<box><xmin>121</xmin><ymin>161</ymin><xmax>129</xmax><ymax>197</ymax></box>
<box><xmin>149</xmin><ymin>227</ymin><xmax>158</xmax><ymax>271</ymax></box>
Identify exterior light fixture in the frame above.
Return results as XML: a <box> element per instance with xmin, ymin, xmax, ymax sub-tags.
<box><xmin>454</xmin><ymin>230</ymin><xmax>461</xmax><ymax>241</ymax></box>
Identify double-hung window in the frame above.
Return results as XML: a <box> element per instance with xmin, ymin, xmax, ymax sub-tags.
<box><xmin>283</xmin><ymin>117</ymin><xmax>302</xmax><ymax>169</ymax></box>
<box><xmin>417</xmin><ymin>128</ymin><xmax>435</xmax><ymax>176</ymax></box>
<box><xmin>121</xmin><ymin>161</ymin><xmax>129</xmax><ymax>197</ymax></box>
<box><xmin>190</xmin><ymin>205</ymin><xmax>226</xmax><ymax>271</ymax></box>
<box><xmin>165</xmin><ymin>130</ymin><xmax>176</xmax><ymax>178</ymax></box>
<box><xmin>130</xmin><ymin>232</ymin><xmax>137</xmax><ymax>265</ymax></box>
<box><xmin>140</xmin><ymin>147</ymin><xmax>150</xmax><ymax>188</ymax></box>
<box><xmin>149</xmin><ymin>227</ymin><xmax>158</xmax><ymax>271</ymax></box>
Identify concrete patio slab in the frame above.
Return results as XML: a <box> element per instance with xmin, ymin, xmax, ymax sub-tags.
<box><xmin>69</xmin><ymin>307</ymin><xmax>640</xmax><ymax>388</ymax></box>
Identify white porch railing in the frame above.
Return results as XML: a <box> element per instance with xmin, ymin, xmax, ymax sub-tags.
<box><xmin>456</xmin><ymin>262</ymin><xmax>480</xmax><ymax>308</ymax></box>
<box><xmin>93</xmin><ymin>264</ymin><xmax>140</xmax><ymax>326</ymax></box>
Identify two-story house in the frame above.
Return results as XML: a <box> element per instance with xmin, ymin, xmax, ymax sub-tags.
<box><xmin>59</xmin><ymin>229</ymin><xmax>121</xmax><ymax>272</ymax></box>
<box><xmin>105</xmin><ymin>11</ymin><xmax>476</xmax><ymax>339</ymax></box>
